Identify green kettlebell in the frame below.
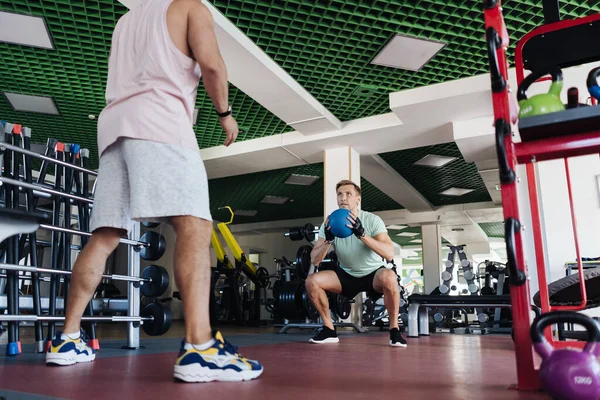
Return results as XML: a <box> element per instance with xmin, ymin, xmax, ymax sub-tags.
<box><xmin>517</xmin><ymin>68</ymin><xmax>565</xmax><ymax>119</ymax></box>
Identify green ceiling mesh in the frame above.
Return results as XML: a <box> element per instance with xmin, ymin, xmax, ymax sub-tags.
<box><xmin>209</xmin><ymin>162</ymin><xmax>403</xmax><ymax>224</ymax></box>
<box><xmin>0</xmin><ymin>0</ymin><xmax>290</xmax><ymax>169</ymax></box>
<box><xmin>1</xmin><ymin>0</ymin><xmax>598</xmax><ymax>216</ymax></box>
<box><xmin>479</xmin><ymin>222</ymin><xmax>505</xmax><ymax>238</ymax></box>
<box><xmin>379</xmin><ymin>142</ymin><xmax>491</xmax><ymax>206</ymax></box>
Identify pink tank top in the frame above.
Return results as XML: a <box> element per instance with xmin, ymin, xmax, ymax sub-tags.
<box><xmin>97</xmin><ymin>0</ymin><xmax>201</xmax><ymax>156</ymax></box>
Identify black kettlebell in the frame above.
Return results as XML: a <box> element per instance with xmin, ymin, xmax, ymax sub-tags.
<box><xmin>531</xmin><ymin>311</ymin><xmax>600</xmax><ymax>400</ymax></box>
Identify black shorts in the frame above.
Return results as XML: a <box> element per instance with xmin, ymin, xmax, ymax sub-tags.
<box><xmin>335</xmin><ymin>266</ymin><xmax>386</xmax><ymax>300</ymax></box>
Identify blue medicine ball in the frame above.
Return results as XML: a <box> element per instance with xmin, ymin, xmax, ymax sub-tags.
<box><xmin>328</xmin><ymin>208</ymin><xmax>353</xmax><ymax>238</ymax></box>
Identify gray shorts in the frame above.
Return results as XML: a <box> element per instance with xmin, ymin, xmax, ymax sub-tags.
<box><xmin>89</xmin><ymin>137</ymin><xmax>212</xmax><ymax>233</ymax></box>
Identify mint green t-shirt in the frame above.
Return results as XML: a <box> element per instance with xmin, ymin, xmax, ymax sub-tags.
<box><xmin>318</xmin><ymin>209</ymin><xmax>388</xmax><ymax>278</ymax></box>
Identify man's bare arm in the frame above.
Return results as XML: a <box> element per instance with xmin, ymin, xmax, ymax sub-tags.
<box><xmin>310</xmin><ymin>238</ymin><xmax>332</xmax><ymax>266</ymax></box>
<box><xmin>360</xmin><ymin>233</ymin><xmax>394</xmax><ymax>262</ymax></box>
<box><xmin>187</xmin><ymin>3</ymin><xmax>228</xmax><ymax>113</ymax></box>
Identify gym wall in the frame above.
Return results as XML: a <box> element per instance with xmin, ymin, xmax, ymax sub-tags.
<box><xmin>536</xmin><ymin>154</ymin><xmax>600</xmax><ymax>318</ymax></box>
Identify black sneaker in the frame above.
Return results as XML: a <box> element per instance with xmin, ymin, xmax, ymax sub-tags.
<box><xmin>309</xmin><ymin>326</ymin><xmax>339</xmax><ymax>344</ymax></box>
<box><xmin>389</xmin><ymin>328</ymin><xmax>407</xmax><ymax>348</ymax></box>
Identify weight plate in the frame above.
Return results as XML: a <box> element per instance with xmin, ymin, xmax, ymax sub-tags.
<box><xmin>441</xmin><ymin>271</ymin><xmax>452</xmax><ymax>281</ymax></box>
<box><xmin>278</xmin><ymin>281</ymin><xmax>301</xmax><ymax>320</ymax></box>
<box><xmin>295</xmin><ymin>245</ymin><xmax>312</xmax><ymax>280</ymax></box>
<box><xmin>255</xmin><ymin>267</ymin><xmax>270</xmax><ymax>288</ymax></box>
<box><xmin>461</xmin><ymin>260</ymin><xmax>471</xmax><ymax>267</ymax></box>
<box><xmin>303</xmin><ymin>223</ymin><xmax>315</xmax><ymax>241</ymax></box>
<box><xmin>140</xmin><ymin>265</ymin><xmax>170</xmax><ymax>298</ymax></box>
<box><xmin>468</xmin><ymin>284</ymin><xmax>479</xmax><ymax>293</ymax></box>
<box><xmin>444</xmin><ymin>260</ymin><xmax>453</xmax><ymax>268</ymax></box>
<box><xmin>439</xmin><ymin>285</ymin><xmax>449</xmax><ymax>294</ymax></box>
<box><xmin>272</xmin><ymin>280</ymin><xmax>281</xmax><ymax>307</ymax></box>
<box><xmin>464</xmin><ymin>271</ymin><xmax>474</xmax><ymax>281</ymax></box>
<box><xmin>138</xmin><ymin>231</ymin><xmax>167</xmax><ymax>261</ymax></box>
<box><xmin>288</xmin><ymin>228</ymin><xmax>304</xmax><ymax>241</ymax></box>
<box><xmin>300</xmin><ymin>285</ymin><xmax>319</xmax><ymax>321</ymax></box>
<box><xmin>141</xmin><ymin>302</ymin><xmax>172</xmax><ymax>336</ymax></box>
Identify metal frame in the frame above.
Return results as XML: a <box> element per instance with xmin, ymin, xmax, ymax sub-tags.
<box><xmin>126</xmin><ymin>222</ymin><xmax>141</xmax><ymax>349</ymax></box>
<box><xmin>407</xmin><ymin>301</ymin><xmax>513</xmax><ymax>338</ymax></box>
<box><xmin>484</xmin><ymin>1</ymin><xmax>600</xmax><ymax>391</ymax></box>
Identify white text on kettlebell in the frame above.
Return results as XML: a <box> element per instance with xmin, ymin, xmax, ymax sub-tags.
<box><xmin>574</xmin><ymin>376</ymin><xmax>593</xmax><ymax>385</ymax></box>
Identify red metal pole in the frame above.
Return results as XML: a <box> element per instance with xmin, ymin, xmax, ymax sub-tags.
<box><xmin>550</xmin><ymin>158</ymin><xmax>588</xmax><ymax>311</ymax></box>
<box><xmin>525</xmin><ymin>163</ymin><xmax>552</xmax><ymax>345</ymax></box>
<box><xmin>483</xmin><ymin>0</ymin><xmax>540</xmax><ymax>391</ymax></box>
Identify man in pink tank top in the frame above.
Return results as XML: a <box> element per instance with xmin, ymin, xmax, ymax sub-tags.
<box><xmin>45</xmin><ymin>0</ymin><xmax>264</xmax><ymax>382</ymax></box>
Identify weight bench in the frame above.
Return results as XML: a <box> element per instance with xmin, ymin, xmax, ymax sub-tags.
<box><xmin>407</xmin><ymin>294</ymin><xmax>512</xmax><ymax>338</ymax></box>
<box><xmin>0</xmin><ymin>207</ymin><xmax>51</xmax><ymax>243</ymax></box>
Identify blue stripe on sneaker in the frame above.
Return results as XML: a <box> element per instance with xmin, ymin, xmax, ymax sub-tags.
<box><xmin>56</xmin><ymin>342</ymin><xmax>76</xmax><ymax>353</ymax></box>
<box><xmin>178</xmin><ymin>353</ymin><xmax>243</xmax><ymax>372</ymax></box>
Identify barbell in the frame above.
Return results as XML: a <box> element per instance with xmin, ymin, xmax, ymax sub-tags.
<box><xmin>0</xmin><ymin>302</ymin><xmax>172</xmax><ymax>336</ymax></box>
<box><xmin>0</xmin><ymin>262</ymin><xmax>169</xmax><ymax>298</ymax></box>
<box><xmin>285</xmin><ymin>223</ymin><xmax>319</xmax><ymax>242</ymax></box>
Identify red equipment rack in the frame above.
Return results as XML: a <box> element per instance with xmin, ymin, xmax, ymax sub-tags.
<box><xmin>483</xmin><ymin>0</ymin><xmax>600</xmax><ymax>392</ymax></box>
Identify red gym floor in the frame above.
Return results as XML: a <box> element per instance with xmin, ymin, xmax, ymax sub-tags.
<box><xmin>0</xmin><ymin>328</ymin><xmax>550</xmax><ymax>400</ymax></box>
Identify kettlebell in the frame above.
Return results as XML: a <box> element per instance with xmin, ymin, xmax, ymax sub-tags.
<box><xmin>531</xmin><ymin>311</ymin><xmax>600</xmax><ymax>400</ymax></box>
<box><xmin>587</xmin><ymin>66</ymin><xmax>600</xmax><ymax>101</ymax></box>
<box><xmin>517</xmin><ymin>67</ymin><xmax>565</xmax><ymax>119</ymax></box>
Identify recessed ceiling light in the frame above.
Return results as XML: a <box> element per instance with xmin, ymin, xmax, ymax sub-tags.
<box><xmin>261</xmin><ymin>195</ymin><xmax>289</xmax><ymax>205</ymax></box>
<box><xmin>285</xmin><ymin>174</ymin><xmax>320</xmax><ymax>186</ymax></box>
<box><xmin>234</xmin><ymin>209</ymin><xmax>258</xmax><ymax>217</ymax></box>
<box><xmin>495</xmin><ymin>184</ymin><xmax>501</xmax><ymax>191</ymax></box>
<box><xmin>371</xmin><ymin>34</ymin><xmax>446</xmax><ymax>71</ymax></box>
<box><xmin>0</xmin><ymin>11</ymin><xmax>53</xmax><ymax>49</ymax></box>
<box><xmin>387</xmin><ymin>224</ymin><xmax>408</xmax><ymax>230</ymax></box>
<box><xmin>193</xmin><ymin>109</ymin><xmax>199</xmax><ymax>125</ymax></box>
<box><xmin>440</xmin><ymin>187</ymin><xmax>474</xmax><ymax>196</ymax></box>
<box><xmin>352</xmin><ymin>85</ymin><xmax>379</xmax><ymax>98</ymax></box>
<box><xmin>414</xmin><ymin>154</ymin><xmax>457</xmax><ymax>168</ymax></box>
<box><xmin>410</xmin><ymin>239</ymin><xmax>423</xmax><ymax>244</ymax></box>
<box><xmin>4</xmin><ymin>93</ymin><xmax>59</xmax><ymax>115</ymax></box>
<box><xmin>396</xmin><ymin>232</ymin><xmax>419</xmax><ymax>237</ymax></box>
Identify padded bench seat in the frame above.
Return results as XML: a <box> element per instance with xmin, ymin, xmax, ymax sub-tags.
<box><xmin>0</xmin><ymin>207</ymin><xmax>51</xmax><ymax>244</ymax></box>
<box><xmin>407</xmin><ymin>294</ymin><xmax>512</xmax><ymax>338</ymax></box>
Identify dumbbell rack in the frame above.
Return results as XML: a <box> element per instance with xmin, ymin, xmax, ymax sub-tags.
<box><xmin>483</xmin><ymin>0</ymin><xmax>600</xmax><ymax>392</ymax></box>
<box><xmin>0</xmin><ymin>121</ymin><xmax>168</xmax><ymax>354</ymax></box>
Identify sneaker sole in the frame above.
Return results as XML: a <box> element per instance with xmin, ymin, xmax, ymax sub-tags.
<box><xmin>389</xmin><ymin>341</ymin><xmax>407</xmax><ymax>348</ymax></box>
<box><xmin>309</xmin><ymin>337</ymin><xmax>339</xmax><ymax>344</ymax></box>
<box><xmin>46</xmin><ymin>351</ymin><xmax>96</xmax><ymax>366</ymax></box>
<box><xmin>173</xmin><ymin>364</ymin><xmax>263</xmax><ymax>383</ymax></box>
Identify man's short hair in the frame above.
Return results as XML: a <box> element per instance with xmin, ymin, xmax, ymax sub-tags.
<box><xmin>336</xmin><ymin>179</ymin><xmax>361</xmax><ymax>196</ymax></box>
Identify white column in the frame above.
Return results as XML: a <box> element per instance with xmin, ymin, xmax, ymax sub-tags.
<box><xmin>421</xmin><ymin>224</ymin><xmax>443</xmax><ymax>294</ymax></box>
<box><xmin>324</xmin><ymin>147</ymin><xmax>362</xmax><ymax>328</ymax></box>
<box><xmin>324</xmin><ymin>147</ymin><xmax>361</xmax><ymax>216</ymax></box>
